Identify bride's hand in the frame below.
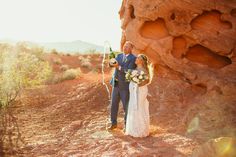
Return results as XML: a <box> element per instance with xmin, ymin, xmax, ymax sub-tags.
<box><xmin>138</xmin><ymin>82</ymin><xmax>145</xmax><ymax>87</ymax></box>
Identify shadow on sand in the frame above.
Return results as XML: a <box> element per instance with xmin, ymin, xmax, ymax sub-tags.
<box><xmin>107</xmin><ymin>128</ymin><xmax>188</xmax><ymax>157</ymax></box>
<box><xmin>0</xmin><ymin>106</ymin><xmax>25</xmax><ymax>156</ymax></box>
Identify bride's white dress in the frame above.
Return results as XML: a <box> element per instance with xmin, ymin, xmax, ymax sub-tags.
<box><xmin>125</xmin><ymin>77</ymin><xmax>150</xmax><ymax>137</ymax></box>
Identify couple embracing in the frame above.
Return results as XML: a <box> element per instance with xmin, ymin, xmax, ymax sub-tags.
<box><xmin>108</xmin><ymin>41</ymin><xmax>151</xmax><ymax>138</ymax></box>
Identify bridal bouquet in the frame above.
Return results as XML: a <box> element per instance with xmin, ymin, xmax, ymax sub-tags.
<box><xmin>125</xmin><ymin>69</ymin><xmax>149</xmax><ymax>84</ymax></box>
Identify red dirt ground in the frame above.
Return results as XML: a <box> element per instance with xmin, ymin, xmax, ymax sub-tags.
<box><xmin>0</xmin><ymin>53</ymin><xmax>198</xmax><ymax>157</ymax></box>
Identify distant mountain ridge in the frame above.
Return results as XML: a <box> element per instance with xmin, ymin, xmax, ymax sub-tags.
<box><xmin>39</xmin><ymin>40</ymin><xmax>103</xmax><ymax>53</ymax></box>
<box><xmin>0</xmin><ymin>39</ymin><xmax>104</xmax><ymax>54</ymax></box>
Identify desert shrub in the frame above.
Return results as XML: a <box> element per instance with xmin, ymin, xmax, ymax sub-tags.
<box><xmin>78</xmin><ymin>56</ymin><xmax>84</xmax><ymax>61</ymax></box>
<box><xmin>81</xmin><ymin>58</ymin><xmax>92</xmax><ymax>69</ymax></box>
<box><xmin>91</xmin><ymin>68</ymin><xmax>99</xmax><ymax>74</ymax></box>
<box><xmin>53</xmin><ymin>58</ymin><xmax>62</xmax><ymax>65</ymax></box>
<box><xmin>86</xmin><ymin>55</ymin><xmax>91</xmax><ymax>59</ymax></box>
<box><xmin>51</xmin><ymin>48</ymin><xmax>58</xmax><ymax>55</ymax></box>
<box><xmin>47</xmin><ymin>73</ymin><xmax>63</xmax><ymax>84</ymax></box>
<box><xmin>30</xmin><ymin>47</ymin><xmax>44</xmax><ymax>59</ymax></box>
<box><xmin>0</xmin><ymin>43</ymin><xmax>52</xmax><ymax>108</ymax></box>
<box><xmin>60</xmin><ymin>64</ymin><xmax>69</xmax><ymax>71</ymax></box>
<box><xmin>66</xmin><ymin>53</ymin><xmax>71</xmax><ymax>56</ymax></box>
<box><xmin>16</xmin><ymin>42</ymin><xmax>45</xmax><ymax>60</ymax></box>
<box><xmin>62</xmin><ymin>68</ymin><xmax>81</xmax><ymax>81</ymax></box>
<box><xmin>95</xmin><ymin>64</ymin><xmax>101</xmax><ymax>70</ymax></box>
<box><xmin>75</xmin><ymin>52</ymin><xmax>81</xmax><ymax>56</ymax></box>
<box><xmin>86</xmin><ymin>49</ymin><xmax>96</xmax><ymax>54</ymax></box>
<box><xmin>46</xmin><ymin>68</ymin><xmax>81</xmax><ymax>84</ymax></box>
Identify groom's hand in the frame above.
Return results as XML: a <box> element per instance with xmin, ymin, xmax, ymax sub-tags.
<box><xmin>112</xmin><ymin>62</ymin><xmax>119</xmax><ymax>68</ymax></box>
<box><xmin>109</xmin><ymin>62</ymin><xmax>118</xmax><ymax>68</ymax></box>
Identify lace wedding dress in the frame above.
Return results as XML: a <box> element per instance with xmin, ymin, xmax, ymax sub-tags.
<box><xmin>125</xmin><ymin>69</ymin><xmax>150</xmax><ymax>137</ymax></box>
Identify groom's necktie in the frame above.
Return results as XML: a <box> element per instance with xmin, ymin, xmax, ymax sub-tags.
<box><xmin>122</xmin><ymin>54</ymin><xmax>127</xmax><ymax>63</ymax></box>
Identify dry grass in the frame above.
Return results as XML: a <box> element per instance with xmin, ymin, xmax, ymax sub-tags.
<box><xmin>53</xmin><ymin>58</ymin><xmax>62</xmax><ymax>65</ymax></box>
<box><xmin>62</xmin><ymin>68</ymin><xmax>81</xmax><ymax>81</ymax></box>
<box><xmin>81</xmin><ymin>57</ymin><xmax>92</xmax><ymax>69</ymax></box>
<box><xmin>60</xmin><ymin>64</ymin><xmax>69</xmax><ymax>71</ymax></box>
<box><xmin>47</xmin><ymin>68</ymin><xmax>81</xmax><ymax>84</ymax></box>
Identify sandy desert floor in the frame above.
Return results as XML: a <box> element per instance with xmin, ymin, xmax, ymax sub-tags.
<box><xmin>0</xmin><ymin>54</ymin><xmax>199</xmax><ymax>157</ymax></box>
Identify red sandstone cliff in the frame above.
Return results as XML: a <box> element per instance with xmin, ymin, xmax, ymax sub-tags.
<box><xmin>120</xmin><ymin>0</ymin><xmax>236</xmax><ymax>155</ymax></box>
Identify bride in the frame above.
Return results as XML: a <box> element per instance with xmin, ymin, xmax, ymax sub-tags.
<box><xmin>125</xmin><ymin>54</ymin><xmax>151</xmax><ymax>137</ymax></box>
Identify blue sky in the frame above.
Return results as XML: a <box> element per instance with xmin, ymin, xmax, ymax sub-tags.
<box><xmin>0</xmin><ymin>0</ymin><xmax>123</xmax><ymax>49</ymax></box>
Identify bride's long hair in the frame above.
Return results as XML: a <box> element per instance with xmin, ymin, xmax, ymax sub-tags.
<box><xmin>138</xmin><ymin>54</ymin><xmax>153</xmax><ymax>84</ymax></box>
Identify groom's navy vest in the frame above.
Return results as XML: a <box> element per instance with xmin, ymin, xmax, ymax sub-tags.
<box><xmin>110</xmin><ymin>53</ymin><xmax>136</xmax><ymax>89</ymax></box>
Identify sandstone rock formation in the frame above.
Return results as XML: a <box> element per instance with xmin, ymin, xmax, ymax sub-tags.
<box><xmin>120</xmin><ymin>0</ymin><xmax>236</xmax><ymax>153</ymax></box>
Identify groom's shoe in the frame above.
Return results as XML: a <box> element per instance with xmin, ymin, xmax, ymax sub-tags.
<box><xmin>107</xmin><ymin>124</ymin><xmax>117</xmax><ymax>131</ymax></box>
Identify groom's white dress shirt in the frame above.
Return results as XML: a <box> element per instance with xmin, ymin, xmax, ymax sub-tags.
<box><xmin>118</xmin><ymin>53</ymin><xmax>130</xmax><ymax>70</ymax></box>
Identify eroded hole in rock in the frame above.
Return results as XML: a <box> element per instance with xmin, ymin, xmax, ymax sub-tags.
<box><xmin>129</xmin><ymin>5</ymin><xmax>135</xmax><ymax>19</ymax></box>
<box><xmin>145</xmin><ymin>4</ymin><xmax>150</xmax><ymax>9</ymax></box>
<box><xmin>140</xmin><ymin>18</ymin><xmax>169</xmax><ymax>40</ymax></box>
<box><xmin>171</xmin><ymin>36</ymin><xmax>187</xmax><ymax>59</ymax></box>
<box><xmin>195</xmin><ymin>83</ymin><xmax>207</xmax><ymax>89</ymax></box>
<box><xmin>191</xmin><ymin>10</ymin><xmax>232</xmax><ymax>32</ymax></box>
<box><xmin>231</xmin><ymin>8</ymin><xmax>236</xmax><ymax>17</ymax></box>
<box><xmin>211</xmin><ymin>85</ymin><xmax>223</xmax><ymax>95</ymax></box>
<box><xmin>185</xmin><ymin>44</ymin><xmax>232</xmax><ymax>69</ymax></box>
<box><xmin>192</xmin><ymin>83</ymin><xmax>207</xmax><ymax>95</ymax></box>
<box><xmin>170</xmin><ymin>13</ymin><xmax>176</xmax><ymax>20</ymax></box>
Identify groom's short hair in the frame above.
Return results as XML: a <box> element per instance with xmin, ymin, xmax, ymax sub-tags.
<box><xmin>124</xmin><ymin>41</ymin><xmax>133</xmax><ymax>48</ymax></box>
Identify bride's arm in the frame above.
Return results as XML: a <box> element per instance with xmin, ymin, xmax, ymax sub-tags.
<box><xmin>138</xmin><ymin>79</ymin><xmax>149</xmax><ymax>87</ymax></box>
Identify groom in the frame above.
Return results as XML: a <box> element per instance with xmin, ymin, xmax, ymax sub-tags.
<box><xmin>108</xmin><ymin>41</ymin><xmax>137</xmax><ymax>131</ymax></box>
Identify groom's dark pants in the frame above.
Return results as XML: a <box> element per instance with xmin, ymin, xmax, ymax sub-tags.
<box><xmin>111</xmin><ymin>82</ymin><xmax>129</xmax><ymax>126</ymax></box>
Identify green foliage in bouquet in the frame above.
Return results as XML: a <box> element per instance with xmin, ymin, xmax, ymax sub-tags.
<box><xmin>0</xmin><ymin>43</ymin><xmax>52</xmax><ymax>108</ymax></box>
<box><xmin>125</xmin><ymin>69</ymin><xmax>133</xmax><ymax>82</ymax></box>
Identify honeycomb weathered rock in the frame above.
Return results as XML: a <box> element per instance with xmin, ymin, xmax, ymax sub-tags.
<box><xmin>119</xmin><ymin>0</ymin><xmax>236</xmax><ymax>145</ymax></box>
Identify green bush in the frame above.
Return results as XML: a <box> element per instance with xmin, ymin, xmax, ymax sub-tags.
<box><xmin>0</xmin><ymin>43</ymin><xmax>52</xmax><ymax>108</ymax></box>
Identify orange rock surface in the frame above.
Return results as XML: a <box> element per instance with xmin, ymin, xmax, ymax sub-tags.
<box><xmin>120</xmin><ymin>0</ymin><xmax>236</xmax><ymax>155</ymax></box>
